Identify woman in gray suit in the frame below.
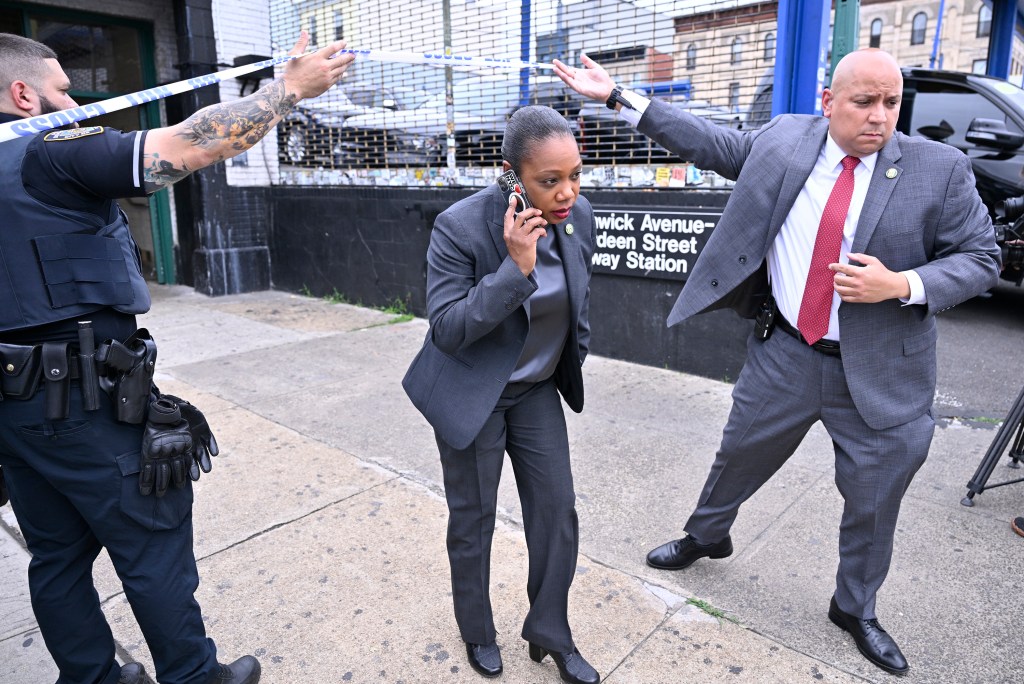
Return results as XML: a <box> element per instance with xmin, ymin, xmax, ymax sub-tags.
<box><xmin>403</xmin><ymin>105</ymin><xmax>597</xmax><ymax>684</ymax></box>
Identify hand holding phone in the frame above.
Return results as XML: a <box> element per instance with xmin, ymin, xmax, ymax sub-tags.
<box><xmin>498</xmin><ymin>169</ymin><xmax>546</xmax><ymax>276</ymax></box>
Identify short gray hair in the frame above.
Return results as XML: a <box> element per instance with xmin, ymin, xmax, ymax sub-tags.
<box><xmin>501</xmin><ymin>105</ymin><xmax>576</xmax><ymax>172</ymax></box>
<box><xmin>0</xmin><ymin>33</ymin><xmax>58</xmax><ymax>93</ymax></box>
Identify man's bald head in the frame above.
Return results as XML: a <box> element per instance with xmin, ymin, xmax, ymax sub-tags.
<box><xmin>822</xmin><ymin>49</ymin><xmax>903</xmax><ymax>156</ymax></box>
<box><xmin>830</xmin><ymin>49</ymin><xmax>902</xmax><ymax>95</ymax></box>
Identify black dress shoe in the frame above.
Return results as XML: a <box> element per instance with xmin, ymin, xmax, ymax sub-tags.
<box><xmin>465</xmin><ymin>641</ymin><xmax>503</xmax><ymax>678</ymax></box>
<box><xmin>118</xmin><ymin>662</ymin><xmax>155</xmax><ymax>684</ymax></box>
<box><xmin>528</xmin><ymin>643</ymin><xmax>599</xmax><ymax>684</ymax></box>
<box><xmin>206</xmin><ymin>656</ymin><xmax>261</xmax><ymax>684</ymax></box>
<box><xmin>646</xmin><ymin>534</ymin><xmax>732</xmax><ymax>570</ymax></box>
<box><xmin>828</xmin><ymin>597</ymin><xmax>909</xmax><ymax>675</ymax></box>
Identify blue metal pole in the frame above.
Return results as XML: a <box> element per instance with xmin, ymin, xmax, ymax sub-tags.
<box><xmin>772</xmin><ymin>0</ymin><xmax>830</xmax><ymax>117</ymax></box>
<box><xmin>987</xmin><ymin>0</ymin><xmax>1016</xmax><ymax>79</ymax></box>
<box><xmin>520</xmin><ymin>0</ymin><xmax>531</xmax><ymax>107</ymax></box>
<box><xmin>929</xmin><ymin>0</ymin><xmax>946</xmax><ymax>69</ymax></box>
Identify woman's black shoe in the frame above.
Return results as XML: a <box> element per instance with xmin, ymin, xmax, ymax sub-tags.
<box><xmin>528</xmin><ymin>643</ymin><xmax>599</xmax><ymax>684</ymax></box>
<box><xmin>465</xmin><ymin>641</ymin><xmax>503</xmax><ymax>678</ymax></box>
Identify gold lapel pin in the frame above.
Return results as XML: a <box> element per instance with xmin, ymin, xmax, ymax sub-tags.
<box><xmin>565</xmin><ymin>223</ymin><xmax>574</xmax><ymax>235</ymax></box>
<box><xmin>885</xmin><ymin>168</ymin><xmax>898</xmax><ymax>179</ymax></box>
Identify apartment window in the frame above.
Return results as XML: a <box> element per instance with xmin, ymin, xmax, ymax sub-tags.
<box><xmin>763</xmin><ymin>33</ymin><xmax>775</xmax><ymax>62</ymax></box>
<box><xmin>729</xmin><ymin>82</ymin><xmax>741</xmax><ymax>111</ymax></box>
<box><xmin>870</xmin><ymin>19</ymin><xmax>882</xmax><ymax>48</ymax></box>
<box><xmin>911</xmin><ymin>12</ymin><xmax>927</xmax><ymax>45</ymax></box>
<box><xmin>334</xmin><ymin>10</ymin><xmax>344</xmax><ymax>40</ymax></box>
<box><xmin>730</xmin><ymin>37</ymin><xmax>743</xmax><ymax>65</ymax></box>
<box><xmin>978</xmin><ymin>4</ymin><xmax>992</xmax><ymax>38</ymax></box>
<box><xmin>302</xmin><ymin>13</ymin><xmax>318</xmax><ymax>46</ymax></box>
<box><xmin>973</xmin><ymin>58</ymin><xmax>988</xmax><ymax>74</ymax></box>
<box><xmin>686</xmin><ymin>43</ymin><xmax>697</xmax><ymax>70</ymax></box>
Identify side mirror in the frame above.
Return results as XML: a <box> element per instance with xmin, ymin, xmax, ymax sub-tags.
<box><xmin>966</xmin><ymin>117</ymin><xmax>1024</xmax><ymax>150</ymax></box>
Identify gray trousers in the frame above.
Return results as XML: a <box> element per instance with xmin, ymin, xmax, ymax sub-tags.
<box><xmin>437</xmin><ymin>377</ymin><xmax>579</xmax><ymax>652</ymax></box>
<box><xmin>685</xmin><ymin>329</ymin><xmax>934</xmax><ymax>619</ymax></box>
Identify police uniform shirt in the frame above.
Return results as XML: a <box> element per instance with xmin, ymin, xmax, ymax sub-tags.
<box><xmin>0</xmin><ymin>114</ymin><xmax>150</xmax><ymax>344</ymax></box>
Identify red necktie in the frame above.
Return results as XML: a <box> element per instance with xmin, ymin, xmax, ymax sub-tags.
<box><xmin>797</xmin><ymin>155</ymin><xmax>859</xmax><ymax>345</ymax></box>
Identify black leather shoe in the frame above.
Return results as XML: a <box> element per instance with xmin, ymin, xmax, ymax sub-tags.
<box><xmin>118</xmin><ymin>662</ymin><xmax>155</xmax><ymax>684</ymax></box>
<box><xmin>206</xmin><ymin>656</ymin><xmax>261</xmax><ymax>683</ymax></box>
<box><xmin>646</xmin><ymin>535</ymin><xmax>732</xmax><ymax>570</ymax></box>
<box><xmin>529</xmin><ymin>643</ymin><xmax>599</xmax><ymax>684</ymax></box>
<box><xmin>828</xmin><ymin>597</ymin><xmax>909</xmax><ymax>675</ymax></box>
<box><xmin>465</xmin><ymin>641</ymin><xmax>503</xmax><ymax>678</ymax></box>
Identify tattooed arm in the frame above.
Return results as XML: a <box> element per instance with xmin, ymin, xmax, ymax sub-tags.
<box><xmin>141</xmin><ymin>33</ymin><xmax>354</xmax><ymax>192</ymax></box>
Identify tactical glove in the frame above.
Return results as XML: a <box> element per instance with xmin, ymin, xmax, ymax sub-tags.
<box><xmin>0</xmin><ymin>466</ymin><xmax>8</xmax><ymax>507</ymax></box>
<box><xmin>161</xmin><ymin>394</ymin><xmax>219</xmax><ymax>481</ymax></box>
<box><xmin>140</xmin><ymin>398</ymin><xmax>192</xmax><ymax>497</ymax></box>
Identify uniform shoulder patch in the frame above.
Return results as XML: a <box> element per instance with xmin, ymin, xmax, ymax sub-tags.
<box><xmin>43</xmin><ymin>126</ymin><xmax>105</xmax><ymax>142</ymax></box>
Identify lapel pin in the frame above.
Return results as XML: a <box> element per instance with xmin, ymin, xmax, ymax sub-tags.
<box><xmin>565</xmin><ymin>223</ymin><xmax>574</xmax><ymax>235</ymax></box>
<box><xmin>885</xmin><ymin>168</ymin><xmax>898</xmax><ymax>179</ymax></box>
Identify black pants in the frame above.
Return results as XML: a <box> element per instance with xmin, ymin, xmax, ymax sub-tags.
<box><xmin>436</xmin><ymin>378</ymin><xmax>579</xmax><ymax>652</ymax></box>
<box><xmin>0</xmin><ymin>386</ymin><xmax>219</xmax><ymax>684</ymax></box>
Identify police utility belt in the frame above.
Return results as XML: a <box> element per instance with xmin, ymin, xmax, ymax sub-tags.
<box><xmin>0</xmin><ymin>325</ymin><xmax>157</xmax><ymax>423</ymax></box>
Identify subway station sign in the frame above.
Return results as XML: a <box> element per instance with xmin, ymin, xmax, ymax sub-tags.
<box><xmin>590</xmin><ymin>206</ymin><xmax>722</xmax><ymax>281</ymax></box>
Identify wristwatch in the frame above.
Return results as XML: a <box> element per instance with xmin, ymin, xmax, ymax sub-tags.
<box><xmin>605</xmin><ymin>85</ymin><xmax>636</xmax><ymax>111</ymax></box>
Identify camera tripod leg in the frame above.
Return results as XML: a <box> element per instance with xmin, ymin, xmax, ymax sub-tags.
<box><xmin>962</xmin><ymin>384</ymin><xmax>1024</xmax><ymax>507</ymax></box>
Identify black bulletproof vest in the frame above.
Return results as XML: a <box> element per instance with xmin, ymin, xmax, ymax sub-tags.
<box><xmin>0</xmin><ymin>135</ymin><xmax>151</xmax><ymax>332</ymax></box>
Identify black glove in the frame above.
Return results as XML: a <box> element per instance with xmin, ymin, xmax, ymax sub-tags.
<box><xmin>140</xmin><ymin>398</ymin><xmax>192</xmax><ymax>497</ymax></box>
<box><xmin>161</xmin><ymin>394</ymin><xmax>219</xmax><ymax>481</ymax></box>
<box><xmin>0</xmin><ymin>466</ymin><xmax>8</xmax><ymax>507</ymax></box>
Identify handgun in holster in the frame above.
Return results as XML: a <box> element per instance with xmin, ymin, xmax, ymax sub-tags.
<box><xmin>97</xmin><ymin>328</ymin><xmax>157</xmax><ymax>424</ymax></box>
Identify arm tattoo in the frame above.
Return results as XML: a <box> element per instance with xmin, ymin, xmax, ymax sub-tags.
<box><xmin>177</xmin><ymin>78</ymin><xmax>298</xmax><ymax>151</ymax></box>
<box><xmin>142</xmin><ymin>152</ymin><xmax>191</xmax><ymax>192</ymax></box>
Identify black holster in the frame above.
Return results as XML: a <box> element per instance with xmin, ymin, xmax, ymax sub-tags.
<box><xmin>97</xmin><ymin>328</ymin><xmax>157</xmax><ymax>424</ymax></box>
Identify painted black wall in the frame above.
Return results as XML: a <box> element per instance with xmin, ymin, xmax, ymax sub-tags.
<box><xmin>269</xmin><ymin>186</ymin><xmax>752</xmax><ymax>382</ymax></box>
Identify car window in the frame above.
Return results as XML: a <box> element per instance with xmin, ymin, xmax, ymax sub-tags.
<box><xmin>903</xmin><ymin>80</ymin><xmax>1022</xmax><ymax>148</ymax></box>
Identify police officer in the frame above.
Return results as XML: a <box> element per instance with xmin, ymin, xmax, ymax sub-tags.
<box><xmin>0</xmin><ymin>33</ymin><xmax>353</xmax><ymax>684</ymax></box>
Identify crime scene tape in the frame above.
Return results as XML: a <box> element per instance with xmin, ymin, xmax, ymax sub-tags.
<box><xmin>0</xmin><ymin>48</ymin><xmax>555</xmax><ymax>144</ymax></box>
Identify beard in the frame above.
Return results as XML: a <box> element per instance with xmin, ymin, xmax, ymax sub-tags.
<box><xmin>39</xmin><ymin>94</ymin><xmax>76</xmax><ymax>130</ymax></box>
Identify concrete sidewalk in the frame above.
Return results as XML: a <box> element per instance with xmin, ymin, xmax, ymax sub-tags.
<box><xmin>2</xmin><ymin>285</ymin><xmax>1021</xmax><ymax>684</ymax></box>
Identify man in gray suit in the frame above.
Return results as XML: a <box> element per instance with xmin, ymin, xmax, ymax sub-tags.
<box><xmin>554</xmin><ymin>49</ymin><xmax>1000</xmax><ymax>675</ymax></box>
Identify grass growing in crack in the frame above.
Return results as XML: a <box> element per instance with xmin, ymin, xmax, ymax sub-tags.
<box><xmin>686</xmin><ymin>597</ymin><xmax>739</xmax><ymax>623</ymax></box>
<box><xmin>301</xmin><ymin>289</ymin><xmax>415</xmax><ymax>324</ymax></box>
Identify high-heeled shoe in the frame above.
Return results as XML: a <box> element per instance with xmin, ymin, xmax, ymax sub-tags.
<box><xmin>528</xmin><ymin>642</ymin><xmax>599</xmax><ymax>684</ymax></box>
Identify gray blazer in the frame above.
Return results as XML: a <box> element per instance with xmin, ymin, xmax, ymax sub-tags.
<box><xmin>639</xmin><ymin>100</ymin><xmax>1001</xmax><ymax>430</ymax></box>
<box><xmin>403</xmin><ymin>184</ymin><xmax>595</xmax><ymax>450</ymax></box>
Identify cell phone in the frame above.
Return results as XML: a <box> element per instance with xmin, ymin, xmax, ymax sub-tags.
<box><xmin>497</xmin><ymin>169</ymin><xmax>532</xmax><ymax>214</ymax></box>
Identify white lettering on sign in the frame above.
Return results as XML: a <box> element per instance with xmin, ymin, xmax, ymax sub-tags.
<box><xmin>591</xmin><ymin>207</ymin><xmax>722</xmax><ymax>281</ymax></box>
<box><xmin>626</xmin><ymin>252</ymin><xmax>689</xmax><ymax>273</ymax></box>
<box><xmin>591</xmin><ymin>252</ymin><xmax>621</xmax><ymax>269</ymax></box>
<box><xmin>594</xmin><ymin>213</ymin><xmax>635</xmax><ymax>231</ymax></box>
<box><xmin>640</xmin><ymin>214</ymin><xmax>712</xmax><ymax>233</ymax></box>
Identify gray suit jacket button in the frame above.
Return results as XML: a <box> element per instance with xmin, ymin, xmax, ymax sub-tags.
<box><xmin>738</xmin><ymin>256</ymin><xmax>747</xmax><ymax>264</ymax></box>
<box><xmin>711</xmin><ymin>279</ymin><xmax>719</xmax><ymax>287</ymax></box>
